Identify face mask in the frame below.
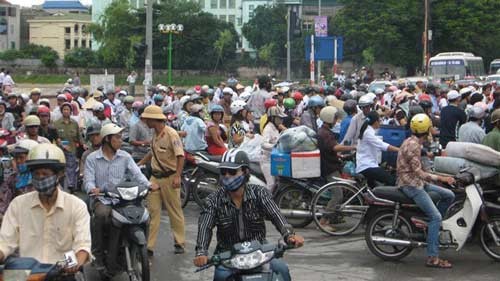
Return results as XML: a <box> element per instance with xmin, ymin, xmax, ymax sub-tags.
<box><xmin>32</xmin><ymin>175</ymin><xmax>58</xmax><ymax>196</ymax></box>
<box><xmin>221</xmin><ymin>174</ymin><xmax>245</xmax><ymax>192</ymax></box>
<box><xmin>17</xmin><ymin>163</ymin><xmax>28</xmax><ymax>173</ymax></box>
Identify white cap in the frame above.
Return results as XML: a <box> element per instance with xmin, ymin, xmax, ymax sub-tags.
<box><xmin>447</xmin><ymin>90</ymin><xmax>460</xmax><ymax>101</ymax></box>
<box><xmin>459</xmin><ymin>87</ymin><xmax>472</xmax><ymax>96</ymax></box>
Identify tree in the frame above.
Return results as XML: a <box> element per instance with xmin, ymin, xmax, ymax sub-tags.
<box><xmin>64</xmin><ymin>48</ymin><xmax>97</xmax><ymax>67</ymax></box>
<box><xmin>213</xmin><ymin>29</ymin><xmax>234</xmax><ymax>72</ymax></box>
<box><xmin>89</xmin><ymin>0</ymin><xmax>143</xmax><ymax>68</ymax></box>
<box><xmin>258</xmin><ymin>43</ymin><xmax>276</xmax><ymax>68</ymax></box>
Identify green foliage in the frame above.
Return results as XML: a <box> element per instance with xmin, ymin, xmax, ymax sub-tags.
<box><xmin>213</xmin><ymin>29</ymin><xmax>234</xmax><ymax>71</ymax></box>
<box><xmin>0</xmin><ymin>44</ymin><xmax>59</xmax><ymax>62</ymax></box>
<box><xmin>64</xmin><ymin>48</ymin><xmax>97</xmax><ymax>67</ymax></box>
<box><xmin>258</xmin><ymin>43</ymin><xmax>276</xmax><ymax>67</ymax></box>
<box><xmin>41</xmin><ymin>52</ymin><xmax>58</xmax><ymax>68</ymax></box>
<box><xmin>362</xmin><ymin>47</ymin><xmax>375</xmax><ymax>67</ymax></box>
<box><xmin>89</xmin><ymin>0</ymin><xmax>143</xmax><ymax>68</ymax></box>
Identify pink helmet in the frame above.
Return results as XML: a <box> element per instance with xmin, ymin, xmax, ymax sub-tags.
<box><xmin>389</xmin><ymin>85</ymin><xmax>399</xmax><ymax>92</ymax></box>
<box><xmin>132</xmin><ymin>101</ymin><xmax>143</xmax><ymax>108</ymax></box>
<box><xmin>473</xmin><ymin>101</ymin><xmax>488</xmax><ymax>111</ymax></box>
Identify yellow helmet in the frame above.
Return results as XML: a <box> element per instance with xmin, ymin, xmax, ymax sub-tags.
<box><xmin>410</xmin><ymin>113</ymin><xmax>432</xmax><ymax>134</ymax></box>
<box><xmin>23</xmin><ymin>115</ymin><xmax>41</xmax><ymax>127</ymax></box>
<box><xmin>26</xmin><ymin>143</ymin><xmax>66</xmax><ymax>171</ymax></box>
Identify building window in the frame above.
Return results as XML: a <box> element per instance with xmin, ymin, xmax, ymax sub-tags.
<box><xmin>9</xmin><ymin>24</ymin><xmax>13</xmax><ymax>35</ymax></box>
<box><xmin>81</xmin><ymin>24</ymin><xmax>87</xmax><ymax>34</ymax></box>
<box><xmin>10</xmin><ymin>42</ymin><xmax>15</xmax><ymax>49</ymax></box>
<box><xmin>74</xmin><ymin>24</ymin><xmax>79</xmax><ymax>34</ymax></box>
<box><xmin>89</xmin><ymin>40</ymin><xmax>92</xmax><ymax>49</ymax></box>
<box><xmin>65</xmin><ymin>27</ymin><xmax>70</xmax><ymax>34</ymax></box>
<box><xmin>81</xmin><ymin>40</ymin><xmax>86</xmax><ymax>48</ymax></box>
<box><xmin>219</xmin><ymin>15</ymin><xmax>226</xmax><ymax>21</ymax></box>
<box><xmin>249</xmin><ymin>5</ymin><xmax>255</xmax><ymax>18</ymax></box>
<box><xmin>74</xmin><ymin>39</ymin><xmax>78</xmax><ymax>48</ymax></box>
<box><xmin>237</xmin><ymin>17</ymin><xmax>242</xmax><ymax>26</ymax></box>
<box><xmin>228</xmin><ymin>15</ymin><xmax>235</xmax><ymax>24</ymax></box>
<box><xmin>228</xmin><ymin>0</ymin><xmax>235</xmax><ymax>9</ymax></box>
<box><xmin>65</xmin><ymin>39</ymin><xmax>70</xmax><ymax>50</ymax></box>
<box><xmin>198</xmin><ymin>0</ymin><xmax>205</xmax><ymax>9</ymax></box>
<box><xmin>7</xmin><ymin>7</ymin><xmax>15</xmax><ymax>17</ymax></box>
<box><xmin>220</xmin><ymin>0</ymin><xmax>226</xmax><ymax>9</ymax></box>
<box><xmin>210</xmin><ymin>0</ymin><xmax>217</xmax><ymax>8</ymax></box>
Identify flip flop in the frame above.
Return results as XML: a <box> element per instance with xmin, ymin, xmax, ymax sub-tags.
<box><xmin>425</xmin><ymin>257</ymin><xmax>452</xmax><ymax>269</ymax></box>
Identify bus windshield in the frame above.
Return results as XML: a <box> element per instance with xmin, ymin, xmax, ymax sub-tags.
<box><xmin>490</xmin><ymin>62</ymin><xmax>500</xmax><ymax>74</ymax></box>
<box><xmin>429</xmin><ymin>59</ymin><xmax>466</xmax><ymax>78</ymax></box>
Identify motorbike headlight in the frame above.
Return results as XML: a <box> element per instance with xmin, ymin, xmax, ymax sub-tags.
<box><xmin>222</xmin><ymin>250</ymin><xmax>274</xmax><ymax>270</ymax></box>
<box><xmin>117</xmin><ymin>186</ymin><xmax>139</xmax><ymax>200</ymax></box>
<box><xmin>4</xmin><ymin>270</ymin><xmax>31</xmax><ymax>280</ymax></box>
<box><xmin>139</xmin><ymin>188</ymin><xmax>149</xmax><ymax>197</ymax></box>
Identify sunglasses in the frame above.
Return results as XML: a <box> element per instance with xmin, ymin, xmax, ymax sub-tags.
<box><xmin>27</xmin><ymin>125</ymin><xmax>39</xmax><ymax>128</ymax></box>
<box><xmin>220</xmin><ymin>169</ymin><xmax>238</xmax><ymax>176</ymax></box>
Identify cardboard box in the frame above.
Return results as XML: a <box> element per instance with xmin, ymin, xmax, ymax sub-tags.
<box><xmin>271</xmin><ymin>149</ymin><xmax>292</xmax><ymax>177</ymax></box>
<box><xmin>291</xmin><ymin>150</ymin><xmax>321</xmax><ymax>178</ymax></box>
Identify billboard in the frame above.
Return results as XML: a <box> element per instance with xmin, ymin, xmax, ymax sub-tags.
<box><xmin>314</xmin><ymin>16</ymin><xmax>328</xmax><ymax>37</ymax></box>
<box><xmin>305</xmin><ymin>36</ymin><xmax>343</xmax><ymax>62</ymax></box>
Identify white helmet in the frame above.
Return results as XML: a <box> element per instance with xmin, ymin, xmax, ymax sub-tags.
<box><xmin>374</xmin><ymin>88</ymin><xmax>385</xmax><ymax>95</ymax></box>
<box><xmin>20</xmin><ymin>93</ymin><xmax>30</xmax><ymax>103</ymax></box>
<box><xmin>180</xmin><ymin>96</ymin><xmax>192</xmax><ymax>108</ymax></box>
<box><xmin>325</xmin><ymin>95</ymin><xmax>337</xmax><ymax>106</ymax></box>
<box><xmin>319</xmin><ymin>106</ymin><xmax>338</xmax><ymax>124</ymax></box>
<box><xmin>100</xmin><ymin>123</ymin><xmax>124</xmax><ymax>138</ymax></box>
<box><xmin>13</xmin><ymin>139</ymin><xmax>39</xmax><ymax>154</ymax></box>
<box><xmin>358</xmin><ymin>94</ymin><xmax>375</xmax><ymax>107</ymax></box>
<box><xmin>230</xmin><ymin>100</ymin><xmax>247</xmax><ymax>115</ymax></box>
<box><xmin>92</xmin><ymin>102</ymin><xmax>105</xmax><ymax>112</ymax></box>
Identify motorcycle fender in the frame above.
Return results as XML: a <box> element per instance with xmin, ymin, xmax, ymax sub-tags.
<box><xmin>127</xmin><ymin>226</ymin><xmax>147</xmax><ymax>246</ymax></box>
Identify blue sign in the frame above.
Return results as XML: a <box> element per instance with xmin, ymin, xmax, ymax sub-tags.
<box><xmin>305</xmin><ymin>36</ymin><xmax>343</xmax><ymax>62</ymax></box>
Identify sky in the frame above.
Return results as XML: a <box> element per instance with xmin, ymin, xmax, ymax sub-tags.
<box><xmin>9</xmin><ymin>0</ymin><xmax>92</xmax><ymax>7</ymax></box>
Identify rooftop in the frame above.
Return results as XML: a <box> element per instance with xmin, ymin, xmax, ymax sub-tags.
<box><xmin>42</xmin><ymin>0</ymin><xmax>88</xmax><ymax>11</ymax></box>
<box><xmin>29</xmin><ymin>12</ymin><xmax>91</xmax><ymax>22</ymax></box>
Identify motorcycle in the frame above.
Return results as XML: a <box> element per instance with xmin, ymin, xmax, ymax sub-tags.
<box><xmin>91</xmin><ymin>181</ymin><xmax>150</xmax><ymax>281</ymax></box>
<box><xmin>364</xmin><ymin>168</ymin><xmax>500</xmax><ymax>261</ymax></box>
<box><xmin>196</xmin><ymin>234</ymin><xmax>295</xmax><ymax>281</ymax></box>
<box><xmin>0</xmin><ymin>251</ymin><xmax>94</xmax><ymax>281</ymax></box>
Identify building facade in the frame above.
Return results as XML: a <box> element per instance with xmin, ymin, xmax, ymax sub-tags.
<box><xmin>40</xmin><ymin>0</ymin><xmax>88</xmax><ymax>13</ymax></box>
<box><xmin>0</xmin><ymin>0</ymin><xmax>20</xmax><ymax>51</ymax></box>
<box><xmin>28</xmin><ymin>13</ymin><xmax>92</xmax><ymax>58</ymax></box>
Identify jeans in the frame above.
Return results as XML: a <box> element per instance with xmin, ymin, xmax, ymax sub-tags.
<box><xmin>401</xmin><ymin>184</ymin><xmax>455</xmax><ymax>257</ymax></box>
<box><xmin>214</xmin><ymin>259</ymin><xmax>290</xmax><ymax>281</ymax></box>
<box><xmin>360</xmin><ymin>167</ymin><xmax>396</xmax><ymax>188</ymax></box>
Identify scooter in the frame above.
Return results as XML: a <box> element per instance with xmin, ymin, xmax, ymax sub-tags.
<box><xmin>364</xmin><ymin>167</ymin><xmax>500</xmax><ymax>261</ymax></box>
<box><xmin>91</xmin><ymin>181</ymin><xmax>150</xmax><ymax>281</ymax></box>
<box><xmin>0</xmin><ymin>251</ymin><xmax>93</xmax><ymax>281</ymax></box>
<box><xmin>196</xmin><ymin>238</ymin><xmax>295</xmax><ymax>281</ymax></box>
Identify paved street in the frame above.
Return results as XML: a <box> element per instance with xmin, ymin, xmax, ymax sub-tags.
<box><xmin>149</xmin><ymin>203</ymin><xmax>500</xmax><ymax>281</ymax></box>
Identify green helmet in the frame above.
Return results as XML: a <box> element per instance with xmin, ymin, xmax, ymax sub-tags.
<box><xmin>283</xmin><ymin>98</ymin><xmax>296</xmax><ymax>110</ymax></box>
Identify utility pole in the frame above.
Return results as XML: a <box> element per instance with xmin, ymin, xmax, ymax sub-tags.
<box><xmin>423</xmin><ymin>0</ymin><xmax>429</xmax><ymax>75</ymax></box>
<box><xmin>144</xmin><ymin>0</ymin><xmax>153</xmax><ymax>90</ymax></box>
<box><xmin>317</xmin><ymin>0</ymin><xmax>321</xmax><ymax>83</ymax></box>
<box><xmin>286</xmin><ymin>5</ymin><xmax>291</xmax><ymax>81</ymax></box>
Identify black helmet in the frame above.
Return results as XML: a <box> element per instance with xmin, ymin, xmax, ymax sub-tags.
<box><xmin>419</xmin><ymin>100</ymin><xmax>432</xmax><ymax>109</ymax></box>
<box><xmin>219</xmin><ymin>149</ymin><xmax>250</xmax><ymax>170</ymax></box>
<box><xmin>343</xmin><ymin>99</ymin><xmax>358</xmax><ymax>114</ymax></box>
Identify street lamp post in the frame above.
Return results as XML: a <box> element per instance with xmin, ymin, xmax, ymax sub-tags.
<box><xmin>158</xmin><ymin>23</ymin><xmax>184</xmax><ymax>85</ymax></box>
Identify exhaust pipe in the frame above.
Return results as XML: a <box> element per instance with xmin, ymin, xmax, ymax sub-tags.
<box><xmin>280</xmin><ymin>209</ymin><xmax>316</xmax><ymax>219</ymax></box>
<box><xmin>371</xmin><ymin>236</ymin><xmax>426</xmax><ymax>247</ymax></box>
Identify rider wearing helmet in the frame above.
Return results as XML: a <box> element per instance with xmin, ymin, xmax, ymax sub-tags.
<box><xmin>397</xmin><ymin>114</ymin><xmax>455</xmax><ymax>268</ymax></box>
<box><xmin>228</xmin><ymin>100</ymin><xmax>251</xmax><ymax>148</ymax></box>
<box><xmin>153</xmin><ymin>94</ymin><xmax>165</xmax><ymax>107</ymax></box>
<box><xmin>439</xmin><ymin>90</ymin><xmax>467</xmax><ymax>148</ymax></box>
<box><xmin>118</xmin><ymin>96</ymin><xmax>135</xmax><ymax>142</ymax></box>
<box><xmin>0</xmin><ymin>139</ymin><xmax>38</xmax><ymax>212</ymax></box>
<box><xmin>37</xmin><ymin>105</ymin><xmax>60</xmax><ymax>143</ymax></box>
<box><xmin>206</xmin><ymin>104</ymin><xmax>228</xmax><ymax>155</ymax></box>
<box><xmin>26</xmin><ymin>88</ymin><xmax>42</xmax><ymax>114</ymax></box>
<box><xmin>342</xmin><ymin>94</ymin><xmax>374</xmax><ymax>145</ymax></box>
<box><xmin>457</xmin><ymin>105</ymin><xmax>486</xmax><ymax>144</ymax></box>
<box><xmin>300</xmin><ymin>95</ymin><xmax>325</xmax><ymax>132</ymax></box>
<box><xmin>0</xmin><ymin>143</ymin><xmax>91</xmax><ymax>272</ymax></box>
<box><xmin>181</xmin><ymin>104</ymin><xmax>208</xmax><ymax>151</ymax></box>
<box><xmin>178</xmin><ymin>95</ymin><xmax>194</xmax><ymax>129</ymax></box>
<box><xmin>258</xmin><ymin>99</ymin><xmax>278</xmax><ymax>133</ymax></box>
<box><xmin>194</xmin><ymin>149</ymin><xmax>304</xmax><ymax>281</ymax></box>
<box><xmin>80</xmin><ymin>122</ymin><xmax>102</xmax><ymax>175</ymax></box>
<box><xmin>84</xmin><ymin>123</ymin><xmax>150</xmax><ymax>274</ymax></box>
<box><xmin>282</xmin><ymin>97</ymin><xmax>298</xmax><ymax>128</ymax></box>
<box><xmin>339</xmin><ymin>99</ymin><xmax>358</xmax><ymax>142</ymax></box>
<box><xmin>22</xmin><ymin>115</ymin><xmax>50</xmax><ymax>144</ymax></box>
<box><xmin>260</xmin><ymin>106</ymin><xmax>287</xmax><ymax>192</ymax></box>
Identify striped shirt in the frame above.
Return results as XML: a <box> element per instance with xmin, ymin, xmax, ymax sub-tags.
<box><xmin>195</xmin><ymin>184</ymin><xmax>289</xmax><ymax>256</ymax></box>
<box><xmin>83</xmin><ymin>148</ymin><xmax>150</xmax><ymax>205</ymax></box>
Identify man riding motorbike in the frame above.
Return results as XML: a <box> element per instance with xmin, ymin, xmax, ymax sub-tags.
<box><xmin>193</xmin><ymin>149</ymin><xmax>304</xmax><ymax>281</ymax></box>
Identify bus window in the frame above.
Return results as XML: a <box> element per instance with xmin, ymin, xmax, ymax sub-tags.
<box><xmin>490</xmin><ymin>62</ymin><xmax>500</xmax><ymax>74</ymax></box>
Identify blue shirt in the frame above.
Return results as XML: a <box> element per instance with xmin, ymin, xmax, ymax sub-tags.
<box><xmin>83</xmin><ymin>148</ymin><xmax>150</xmax><ymax>205</ymax></box>
<box><xmin>339</xmin><ymin>115</ymin><xmax>353</xmax><ymax>143</ymax></box>
<box><xmin>181</xmin><ymin>116</ymin><xmax>208</xmax><ymax>151</ymax></box>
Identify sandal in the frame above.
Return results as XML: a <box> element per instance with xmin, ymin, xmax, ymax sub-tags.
<box><xmin>425</xmin><ymin>257</ymin><xmax>452</xmax><ymax>269</ymax></box>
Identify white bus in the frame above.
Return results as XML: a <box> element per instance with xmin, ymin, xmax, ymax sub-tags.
<box><xmin>428</xmin><ymin>52</ymin><xmax>485</xmax><ymax>80</ymax></box>
<box><xmin>489</xmin><ymin>59</ymin><xmax>500</xmax><ymax>74</ymax></box>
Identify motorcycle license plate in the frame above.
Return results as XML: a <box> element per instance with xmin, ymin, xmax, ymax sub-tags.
<box><xmin>241</xmin><ymin>272</ymin><xmax>272</xmax><ymax>280</ymax></box>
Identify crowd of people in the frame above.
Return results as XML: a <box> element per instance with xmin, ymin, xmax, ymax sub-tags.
<box><xmin>0</xmin><ymin>71</ymin><xmax>497</xmax><ymax>278</ymax></box>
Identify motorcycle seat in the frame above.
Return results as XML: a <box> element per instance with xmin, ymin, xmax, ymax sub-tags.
<box><xmin>195</xmin><ymin>151</ymin><xmax>222</xmax><ymax>162</ymax></box>
<box><xmin>373</xmin><ymin>186</ymin><xmax>440</xmax><ymax>204</ymax></box>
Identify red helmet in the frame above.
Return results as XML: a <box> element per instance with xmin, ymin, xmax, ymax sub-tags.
<box><xmin>264</xmin><ymin>98</ymin><xmax>277</xmax><ymax>109</ymax></box>
<box><xmin>37</xmin><ymin>105</ymin><xmax>50</xmax><ymax>114</ymax></box>
<box><xmin>419</xmin><ymin>93</ymin><xmax>431</xmax><ymax>102</ymax></box>
<box><xmin>64</xmin><ymin>93</ymin><xmax>73</xmax><ymax>102</ymax></box>
<box><xmin>292</xmin><ymin>92</ymin><xmax>303</xmax><ymax>101</ymax></box>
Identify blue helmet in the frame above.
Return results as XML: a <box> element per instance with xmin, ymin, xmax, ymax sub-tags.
<box><xmin>209</xmin><ymin>104</ymin><xmax>224</xmax><ymax>114</ymax></box>
<box><xmin>153</xmin><ymin>94</ymin><xmax>164</xmax><ymax>102</ymax></box>
<box><xmin>308</xmin><ymin>95</ymin><xmax>325</xmax><ymax>108</ymax></box>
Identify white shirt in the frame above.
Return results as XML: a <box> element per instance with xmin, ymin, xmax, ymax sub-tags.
<box><xmin>3</xmin><ymin>75</ymin><xmax>14</xmax><ymax>86</ymax></box>
<box><xmin>355</xmin><ymin>126</ymin><xmax>390</xmax><ymax>173</ymax></box>
<box><xmin>0</xmin><ymin>72</ymin><xmax>5</xmax><ymax>83</ymax></box>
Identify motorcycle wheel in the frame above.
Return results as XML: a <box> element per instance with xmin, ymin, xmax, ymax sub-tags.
<box><xmin>365</xmin><ymin>211</ymin><xmax>414</xmax><ymax>261</ymax></box>
<box><xmin>274</xmin><ymin>185</ymin><xmax>314</xmax><ymax>228</ymax></box>
<box><xmin>192</xmin><ymin>170</ymin><xmax>220</xmax><ymax>208</ymax></box>
<box><xmin>130</xmin><ymin>244</ymin><xmax>150</xmax><ymax>281</ymax></box>
<box><xmin>311</xmin><ymin>182</ymin><xmax>366</xmax><ymax>236</ymax></box>
<box><xmin>479</xmin><ymin>216</ymin><xmax>500</xmax><ymax>261</ymax></box>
